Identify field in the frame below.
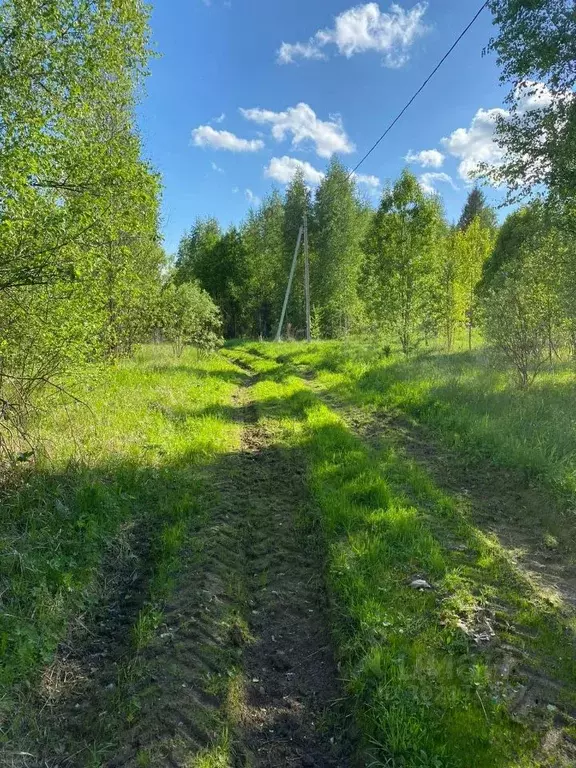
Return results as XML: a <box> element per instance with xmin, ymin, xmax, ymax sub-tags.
<box><xmin>1</xmin><ymin>342</ymin><xmax>576</xmax><ymax>767</ymax></box>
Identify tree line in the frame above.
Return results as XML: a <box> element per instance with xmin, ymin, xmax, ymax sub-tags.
<box><xmin>174</xmin><ymin>155</ymin><xmax>576</xmax><ymax>388</ymax></box>
<box><xmin>0</xmin><ymin>0</ymin><xmax>223</xmax><ymax>453</ymax></box>
<box><xmin>174</xmin><ymin>163</ymin><xmax>499</xmax><ymax>354</ymax></box>
<box><xmin>175</xmin><ymin>0</ymin><xmax>576</xmax><ymax>389</ymax></box>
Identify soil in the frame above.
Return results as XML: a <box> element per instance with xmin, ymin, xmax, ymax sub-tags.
<box><xmin>226</xmin><ymin>377</ymin><xmax>351</xmax><ymax>767</ymax></box>
<box><xmin>7</xmin><ymin>369</ymin><xmax>352</xmax><ymax>767</ymax></box>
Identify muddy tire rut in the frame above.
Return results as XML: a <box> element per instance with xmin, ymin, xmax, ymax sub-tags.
<box><xmin>227</xmin><ymin>373</ymin><xmax>350</xmax><ymax>767</ymax></box>
<box><xmin>8</xmin><ymin>369</ymin><xmax>351</xmax><ymax>768</ymax></box>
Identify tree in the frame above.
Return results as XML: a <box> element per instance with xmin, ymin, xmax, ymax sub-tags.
<box><xmin>483</xmin><ymin>276</ymin><xmax>549</xmax><ymax>389</ymax></box>
<box><xmin>175</xmin><ymin>218</ymin><xmax>222</xmax><ymax>286</ymax></box>
<box><xmin>205</xmin><ymin>228</ymin><xmax>248</xmax><ymax>338</ymax></box>
<box><xmin>160</xmin><ymin>283</ymin><xmax>223</xmax><ymax>357</ymax></box>
<box><xmin>477</xmin><ymin>204</ymin><xmax>544</xmax><ymax>297</ymax></box>
<box><xmin>312</xmin><ymin>158</ymin><xmax>366</xmax><ymax>338</ymax></box>
<box><xmin>480</xmin><ymin>202</ymin><xmax>567</xmax><ymax>363</ymax></box>
<box><xmin>457</xmin><ymin>187</ymin><xmax>497</xmax><ymax>231</ymax></box>
<box><xmin>362</xmin><ymin>170</ymin><xmax>445</xmax><ymax>353</ymax></box>
<box><xmin>242</xmin><ymin>192</ymin><xmax>285</xmax><ymax>338</ymax></box>
<box><xmin>282</xmin><ymin>170</ymin><xmax>312</xmax><ymax>335</ymax></box>
<box><xmin>456</xmin><ymin>217</ymin><xmax>495</xmax><ymax>350</ymax></box>
<box><xmin>436</xmin><ymin>228</ymin><xmax>462</xmax><ymax>351</ymax></box>
<box><xmin>486</xmin><ymin>0</ymin><xmax>576</xmax><ymax>205</ymax></box>
<box><xmin>0</xmin><ymin>0</ymin><xmax>160</xmax><ymax>448</ymax></box>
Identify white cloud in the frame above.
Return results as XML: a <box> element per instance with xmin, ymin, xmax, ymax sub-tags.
<box><xmin>405</xmin><ymin>148</ymin><xmax>444</xmax><ymax>168</ymax></box>
<box><xmin>232</xmin><ymin>187</ymin><xmax>239</xmax><ymax>194</ymax></box>
<box><xmin>278</xmin><ymin>2</ymin><xmax>428</xmax><ymax>67</ymax></box>
<box><xmin>245</xmin><ymin>188</ymin><xmax>261</xmax><ymax>206</ymax></box>
<box><xmin>354</xmin><ymin>172</ymin><xmax>380</xmax><ymax>188</ymax></box>
<box><xmin>515</xmin><ymin>80</ymin><xmax>555</xmax><ymax>111</ymax></box>
<box><xmin>264</xmin><ymin>156</ymin><xmax>380</xmax><ymax>190</ymax></box>
<box><xmin>441</xmin><ymin>82</ymin><xmax>558</xmax><ymax>182</ymax></box>
<box><xmin>211</xmin><ymin>161</ymin><xmax>224</xmax><ymax>174</ymax></box>
<box><xmin>265</xmin><ymin>156</ymin><xmax>325</xmax><ymax>186</ymax></box>
<box><xmin>191</xmin><ymin>125</ymin><xmax>264</xmax><ymax>152</ymax></box>
<box><xmin>418</xmin><ymin>172</ymin><xmax>458</xmax><ymax>195</ymax></box>
<box><xmin>278</xmin><ymin>41</ymin><xmax>328</xmax><ymax>65</ymax></box>
<box><xmin>212</xmin><ymin>112</ymin><xmax>226</xmax><ymax>124</ymax></box>
<box><xmin>240</xmin><ymin>102</ymin><xmax>354</xmax><ymax>158</ymax></box>
<box><xmin>441</xmin><ymin>108</ymin><xmax>507</xmax><ymax>181</ymax></box>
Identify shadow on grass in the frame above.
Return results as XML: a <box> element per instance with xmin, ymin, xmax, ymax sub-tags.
<box><xmin>4</xmin><ymin>349</ymin><xmax>576</xmax><ymax>768</ymax></box>
<box><xmin>0</xmin><ymin>370</ymin><xmax>326</xmax><ymax>768</ymax></box>
<box><xmin>145</xmin><ymin>362</ymin><xmax>244</xmax><ymax>385</ymax></box>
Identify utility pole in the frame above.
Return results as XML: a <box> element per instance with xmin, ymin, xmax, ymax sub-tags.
<box><xmin>303</xmin><ymin>212</ymin><xmax>311</xmax><ymax>342</ymax></box>
<box><xmin>275</xmin><ymin>225</ymin><xmax>303</xmax><ymax>342</ymax></box>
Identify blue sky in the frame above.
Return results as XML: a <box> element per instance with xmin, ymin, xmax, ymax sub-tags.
<box><xmin>137</xmin><ymin>1</ymin><xmax>512</xmax><ymax>255</ymax></box>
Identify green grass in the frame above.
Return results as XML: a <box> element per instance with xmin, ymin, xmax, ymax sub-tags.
<box><xmin>243</xmin><ymin>339</ymin><xmax>576</xmax><ymax>505</ymax></box>
<box><xmin>0</xmin><ymin>345</ymin><xmax>242</xmax><ymax>755</ymax></box>
<box><xmin>226</xmin><ymin>345</ymin><xmax>576</xmax><ymax>768</ymax></box>
<box><xmin>4</xmin><ymin>340</ymin><xmax>576</xmax><ymax>766</ymax></box>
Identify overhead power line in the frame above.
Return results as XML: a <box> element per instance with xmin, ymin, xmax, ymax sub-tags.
<box><xmin>348</xmin><ymin>1</ymin><xmax>489</xmax><ymax>180</ymax></box>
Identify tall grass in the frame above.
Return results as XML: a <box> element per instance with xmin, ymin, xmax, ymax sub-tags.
<box><xmin>0</xmin><ymin>344</ymin><xmax>241</xmax><ymax>704</ymax></box>
<box><xmin>246</xmin><ymin>340</ymin><xmax>576</xmax><ymax>504</ymax></box>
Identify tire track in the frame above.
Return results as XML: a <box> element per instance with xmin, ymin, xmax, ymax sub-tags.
<box><xmin>293</xmin><ymin>366</ymin><xmax>576</xmax><ymax>766</ymax></box>
<box><xmin>9</xmin><ymin>364</ymin><xmax>353</xmax><ymax>767</ymax></box>
<box><xmin>230</xmin><ymin>376</ymin><xmax>351</xmax><ymax>767</ymax></box>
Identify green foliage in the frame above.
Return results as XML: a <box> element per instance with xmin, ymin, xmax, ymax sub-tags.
<box><xmin>175</xmin><ymin>218</ymin><xmax>222</xmax><ymax>286</ymax></box>
<box><xmin>362</xmin><ymin>170</ymin><xmax>445</xmax><ymax>353</ymax></box>
<box><xmin>179</xmin><ymin>224</ymin><xmax>247</xmax><ymax>339</ymax></box>
<box><xmin>0</xmin><ymin>0</ymin><xmax>162</xmax><ymax>449</ymax></box>
<box><xmin>312</xmin><ymin>158</ymin><xmax>366</xmax><ymax>338</ymax></box>
<box><xmin>160</xmin><ymin>282</ymin><xmax>223</xmax><ymax>356</ymax></box>
<box><xmin>282</xmin><ymin>169</ymin><xmax>312</xmax><ymax>334</ymax></box>
<box><xmin>455</xmin><ymin>218</ymin><xmax>495</xmax><ymax>350</ymax></box>
<box><xmin>486</xmin><ymin>0</ymin><xmax>576</xmax><ymax>204</ymax></box>
<box><xmin>483</xmin><ymin>277</ymin><xmax>549</xmax><ymax>388</ymax></box>
<box><xmin>478</xmin><ymin>203</ymin><xmax>543</xmax><ymax>295</ymax></box>
<box><xmin>479</xmin><ymin>202</ymin><xmax>576</xmax><ymax>371</ymax></box>
<box><xmin>241</xmin><ymin>192</ymin><xmax>285</xmax><ymax>338</ymax></box>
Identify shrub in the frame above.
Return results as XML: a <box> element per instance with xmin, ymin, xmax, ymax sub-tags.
<box><xmin>483</xmin><ymin>277</ymin><xmax>548</xmax><ymax>388</ymax></box>
<box><xmin>160</xmin><ymin>282</ymin><xmax>223</xmax><ymax>357</ymax></box>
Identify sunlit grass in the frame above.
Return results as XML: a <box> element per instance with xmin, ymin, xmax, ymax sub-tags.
<box><xmin>234</xmin><ymin>345</ymin><xmax>576</xmax><ymax>768</ymax></box>
<box><xmin>1</xmin><ymin>343</ymin><xmax>241</xmax><ymax>701</ymax></box>
<box><xmin>245</xmin><ymin>339</ymin><xmax>576</xmax><ymax>503</ymax></box>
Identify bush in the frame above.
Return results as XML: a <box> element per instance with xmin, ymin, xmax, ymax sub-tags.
<box><xmin>483</xmin><ymin>277</ymin><xmax>548</xmax><ymax>388</ymax></box>
<box><xmin>160</xmin><ymin>282</ymin><xmax>223</xmax><ymax>357</ymax></box>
